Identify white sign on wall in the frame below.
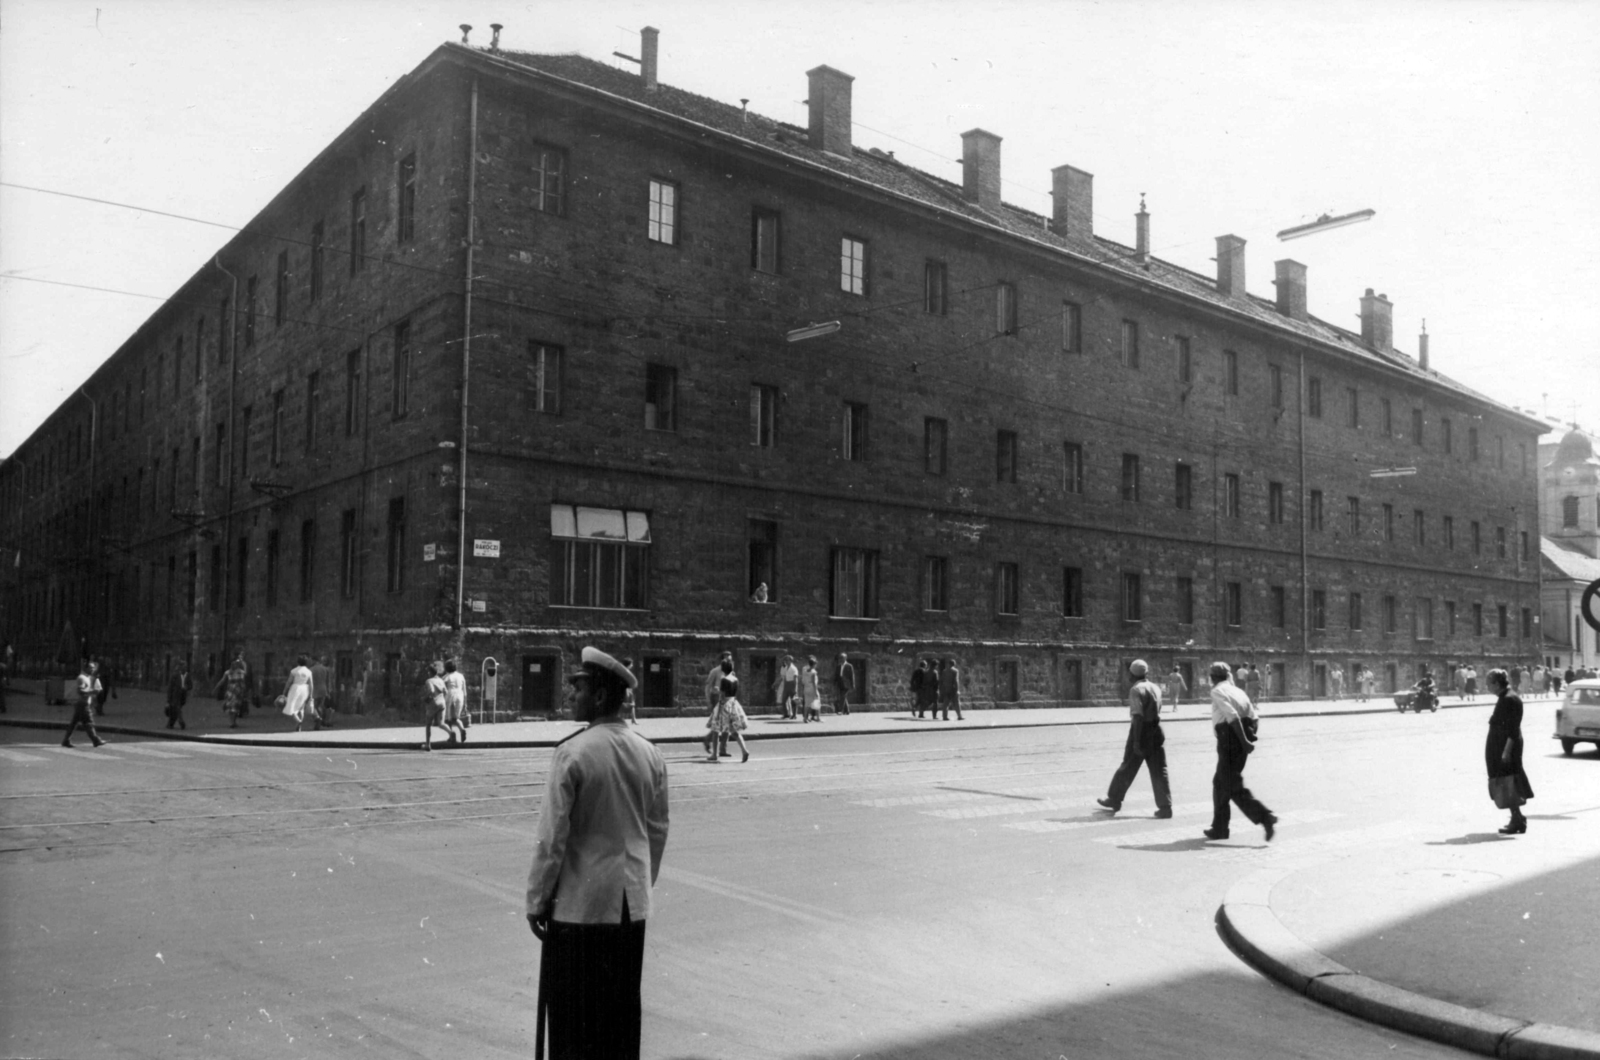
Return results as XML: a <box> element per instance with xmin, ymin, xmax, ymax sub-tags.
<box><xmin>471</xmin><ymin>598</ymin><xmax>487</xmax><ymax>613</ymax></box>
<box><xmin>423</xmin><ymin>543</ymin><xmax>437</xmax><ymax>562</ymax></box>
<box><xmin>473</xmin><ymin>539</ymin><xmax>501</xmax><ymax>558</ymax></box>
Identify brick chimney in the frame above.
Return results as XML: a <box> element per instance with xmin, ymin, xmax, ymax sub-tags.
<box><xmin>1274</xmin><ymin>259</ymin><xmax>1307</xmax><ymax>321</ymax></box>
<box><xmin>807</xmin><ymin>65</ymin><xmax>854</xmax><ymax>156</ymax></box>
<box><xmin>1215</xmin><ymin>235</ymin><xmax>1247</xmax><ymax>298</ymax></box>
<box><xmin>1360</xmin><ymin>288</ymin><xmax>1393</xmax><ymax>350</ymax></box>
<box><xmin>1135</xmin><ymin>195</ymin><xmax>1149</xmax><ymax>264</ymax></box>
<box><xmin>961</xmin><ymin>129</ymin><xmax>1002</xmax><ymax>212</ymax></box>
<box><xmin>640</xmin><ymin>27</ymin><xmax>659</xmax><ymax>92</ymax></box>
<box><xmin>1050</xmin><ymin>164</ymin><xmax>1093</xmax><ymax>239</ymax></box>
<box><xmin>1418</xmin><ymin>322</ymin><xmax>1429</xmax><ymax>370</ymax></box>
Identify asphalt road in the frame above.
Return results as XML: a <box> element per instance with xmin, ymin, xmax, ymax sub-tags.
<box><xmin>1</xmin><ymin>704</ymin><xmax>1591</xmax><ymax>1059</ymax></box>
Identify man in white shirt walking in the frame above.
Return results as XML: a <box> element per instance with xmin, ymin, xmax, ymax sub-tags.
<box><xmin>527</xmin><ymin>647</ymin><xmax>669</xmax><ymax>1060</ymax></box>
<box><xmin>1205</xmin><ymin>662</ymin><xmax>1276</xmax><ymax>842</ymax></box>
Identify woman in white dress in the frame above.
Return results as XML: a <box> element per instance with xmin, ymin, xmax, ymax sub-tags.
<box><xmin>707</xmin><ymin>675</ymin><xmax>750</xmax><ymax>763</ymax></box>
<box><xmin>280</xmin><ymin>654</ymin><xmax>316</xmax><ymax>731</ymax></box>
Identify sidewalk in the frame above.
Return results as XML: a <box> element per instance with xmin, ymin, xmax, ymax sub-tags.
<box><xmin>0</xmin><ymin>676</ymin><xmax>1500</xmax><ymax>749</ymax></box>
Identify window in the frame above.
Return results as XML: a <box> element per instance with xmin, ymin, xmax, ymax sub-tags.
<box><xmin>1443</xmin><ymin>417</ymin><xmax>1453</xmax><ymax>453</ymax></box>
<box><xmin>1471</xmin><ymin>521</ymin><xmax>1481</xmax><ymax>554</ymax></box>
<box><xmin>1446</xmin><ymin>600</ymin><xmax>1457</xmax><ymax>635</ymax></box>
<box><xmin>1416</xmin><ymin>597</ymin><xmax>1434</xmax><ymax>640</ymax></box>
<box><xmin>301</xmin><ymin>371</ymin><xmax>320</xmax><ymax>454</ymax></box>
<box><xmin>1271</xmin><ymin>585</ymin><xmax>1287</xmax><ymax>628</ymax></box>
<box><xmin>186</xmin><ymin>551</ymin><xmax>197</xmax><ymax>616</ymax></box>
<box><xmin>391</xmin><ymin>320</ymin><xmax>411</xmax><ymax>420</ymax></box>
<box><xmin>1225</xmin><ymin>581</ymin><xmax>1242</xmax><ymax>627</ymax></box>
<box><xmin>309</xmin><ymin>221</ymin><xmax>324</xmax><ymax>301</ymax></box>
<box><xmin>1312</xmin><ymin>589</ymin><xmax>1327</xmax><ymax>630</ymax></box>
<box><xmin>530</xmin><ymin>144</ymin><xmax>566</xmax><ymax>215</ymax></box>
<box><xmin>1063</xmin><ymin>442</ymin><xmax>1084</xmax><ymax>494</ymax></box>
<box><xmin>752</xmin><ymin>208</ymin><xmax>780</xmax><ymax>273</ymax></box>
<box><xmin>829</xmin><ymin>546</ymin><xmax>878</xmax><ymax>618</ymax></box>
<box><xmin>235</xmin><ymin>534</ymin><xmax>250</xmax><ymax>608</ymax></box>
<box><xmin>208</xmin><ymin>544</ymin><xmax>222</xmax><ymax>612</ymax></box>
<box><xmin>1497</xmin><ymin>604</ymin><xmax>1508</xmax><ymax>638</ymax></box>
<box><xmin>1063</xmin><ymin>301</ymin><xmax>1083</xmax><ymax>353</ymax></box>
<box><xmin>751</xmin><ymin>385</ymin><xmax>778</xmax><ymax>448</ymax></box>
<box><xmin>1225</xmin><ymin>473</ymin><xmax>1241</xmax><ymax>518</ymax></box>
<box><xmin>1382</xmin><ymin>503</ymin><xmax>1394</xmax><ymax>542</ymax></box>
<box><xmin>1176</xmin><ymin>576</ymin><xmax>1194</xmax><ymax>624</ymax></box>
<box><xmin>1521</xmin><ymin>607</ymin><xmax>1532</xmax><ymax>639</ymax></box>
<box><xmin>1521</xmin><ymin>530</ymin><xmax>1530</xmax><ymax>562</ymax></box>
<box><xmin>1121</xmin><ymin>453</ymin><xmax>1141</xmax><ymax>501</ymax></box>
<box><xmin>1496</xmin><ymin>526</ymin><xmax>1506</xmax><ymax>559</ymax></box>
<box><xmin>1383</xmin><ymin>594</ymin><xmax>1397</xmax><ymax>634</ymax></box>
<box><xmin>995</xmin><ymin>562</ymin><xmax>1019</xmax><ymax>616</ymax></box>
<box><xmin>1270</xmin><ymin>364</ymin><xmax>1284</xmax><ymax>410</ymax></box>
<box><xmin>1411</xmin><ymin>408</ymin><xmax>1424</xmax><ymax>446</ymax></box>
<box><xmin>1175</xmin><ymin>336</ymin><xmax>1191</xmax><ymax>383</ymax></box>
<box><xmin>840</xmin><ymin>236</ymin><xmax>867</xmax><ymax>295</ymax></box>
<box><xmin>270</xmin><ymin>390</ymin><xmax>284</xmax><ymax>467</ymax></box>
<box><xmin>1468</xmin><ymin>426</ymin><xmax>1480</xmax><ymax>461</ymax></box>
<box><xmin>1563</xmin><ymin>495</ymin><xmax>1580</xmax><ymax>528</ymax></box>
<box><xmin>397</xmin><ymin>152</ymin><xmax>416</xmax><ymax>243</ymax></box>
<box><xmin>1473</xmin><ymin>602</ymin><xmax>1484</xmax><ymax>636</ymax></box>
<box><xmin>1268</xmin><ymin>481</ymin><xmax>1284</xmax><ymax>524</ymax></box>
<box><xmin>924</xmin><ymin>556</ymin><xmax>950</xmax><ymax>612</ymax></box>
<box><xmin>1063</xmin><ymin>567</ymin><xmax>1084</xmax><ymax>618</ymax></box>
<box><xmin>243</xmin><ymin>276</ymin><xmax>257</xmax><ymax>348</ymax></box>
<box><xmin>1347</xmin><ymin>387</ymin><xmax>1360</xmax><ymax>428</ymax></box>
<box><xmin>218</xmin><ymin>295</ymin><xmax>230</xmax><ymax>362</ymax></box>
<box><xmin>996</xmin><ymin>282</ymin><xmax>1017</xmax><ymax>336</ymax></box>
<box><xmin>1381</xmin><ymin>398</ymin><xmax>1393</xmax><ymax>435</ymax></box>
<box><xmin>550</xmin><ymin>505</ymin><xmax>652</xmax><ymax>610</ymax></box>
<box><xmin>166</xmin><ymin>555</ymin><xmax>176</xmax><ymax>617</ymax></box>
<box><xmin>924</xmin><ymin>418</ymin><xmax>948</xmax><ymax>475</ymax></box>
<box><xmin>385</xmin><ymin>497</ymin><xmax>406</xmax><ymax>593</ymax></box>
<box><xmin>1174</xmin><ymin>463</ymin><xmax>1192</xmax><ymax>510</ymax></box>
<box><xmin>1121</xmin><ymin>572</ymin><xmax>1142</xmax><ymax>622</ymax></box>
<box><xmin>1307</xmin><ymin>377</ymin><xmax>1322</xmax><ymax>418</ymax></box>
<box><xmin>923</xmin><ymin>260</ymin><xmax>948</xmax><ymax>315</ymax></box>
<box><xmin>1120</xmin><ymin>320</ymin><xmax>1139</xmax><ymax>369</ymax></box>
<box><xmin>344</xmin><ymin>349</ymin><xmax>362</xmax><ymax>437</ymax></box>
<box><xmin>527</xmin><ymin>341</ymin><xmax>562</xmax><ymax>414</ymax></box>
<box><xmin>996</xmin><ymin>430</ymin><xmax>1018</xmax><ymax>483</ymax></box>
<box><xmin>1349</xmin><ymin>591</ymin><xmax>1363</xmax><ymax>631</ymax></box>
<box><xmin>1412</xmin><ymin>509</ymin><xmax>1425</xmax><ymax>546</ymax></box>
<box><xmin>647</xmin><ymin>178</ymin><xmax>677</xmax><ymax>244</ymax></box>
<box><xmin>748</xmin><ymin>519</ymin><xmax>778</xmax><ymax>601</ymax></box>
<box><xmin>339</xmin><ymin>509</ymin><xmax>358</xmax><ymax>598</ymax></box>
<box><xmin>274</xmin><ymin>250</ymin><xmax>288</xmax><ymax>327</ymax></box>
<box><xmin>1224</xmin><ymin>350</ymin><xmax>1239</xmax><ymax>395</ymax></box>
<box><xmin>265</xmin><ymin>528</ymin><xmax>280</xmax><ymax>607</ymax></box>
<box><xmin>299</xmin><ymin>519</ymin><xmax>316</xmax><ymax>603</ymax></box>
<box><xmin>644</xmin><ymin>364</ymin><xmax>677</xmax><ymax>431</ymax></box>
<box><xmin>842</xmin><ymin>402</ymin><xmax>868</xmax><ymax>461</ymax></box>
<box><xmin>1444</xmin><ymin>515</ymin><xmax>1454</xmax><ymax>550</ymax></box>
<box><xmin>1309</xmin><ymin>489</ymin><xmax>1323</xmax><ymax>531</ymax></box>
<box><xmin>239</xmin><ymin>405</ymin><xmax>252</xmax><ymax>478</ymax></box>
<box><xmin>214</xmin><ymin>422</ymin><xmax>227</xmax><ymax>486</ymax></box>
<box><xmin>349</xmin><ymin>187</ymin><xmax>367</xmax><ymax>273</ymax></box>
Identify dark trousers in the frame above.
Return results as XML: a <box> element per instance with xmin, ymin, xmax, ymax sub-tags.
<box><xmin>538</xmin><ymin>916</ymin><xmax>647</xmax><ymax>1060</ymax></box>
<box><xmin>940</xmin><ymin>697</ymin><xmax>963</xmax><ymax>720</ymax></box>
<box><xmin>1211</xmin><ymin>727</ymin><xmax>1270</xmax><ymax>833</ymax></box>
<box><xmin>1107</xmin><ymin>718</ymin><xmax>1170</xmax><ymax>810</ymax></box>
<box><xmin>63</xmin><ymin>703</ymin><xmax>102</xmax><ymax>745</ymax></box>
<box><xmin>835</xmin><ymin>692</ymin><xmax>850</xmax><ymax>715</ymax></box>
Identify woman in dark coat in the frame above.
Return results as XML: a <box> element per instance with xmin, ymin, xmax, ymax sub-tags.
<box><xmin>1485</xmin><ymin>668</ymin><xmax>1532</xmax><ymax>834</ymax></box>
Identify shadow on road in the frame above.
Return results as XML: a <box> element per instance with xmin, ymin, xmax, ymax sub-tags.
<box><xmin>1114</xmin><ymin>837</ymin><xmax>1213</xmax><ymax>853</ymax></box>
<box><xmin>1424</xmin><ymin>832</ymin><xmax>1518</xmax><ymax>846</ymax></box>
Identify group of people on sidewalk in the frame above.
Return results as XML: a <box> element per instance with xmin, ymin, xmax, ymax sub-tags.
<box><xmin>908</xmin><ymin>657</ymin><xmax>964</xmax><ymax>721</ymax></box>
<box><xmin>421</xmin><ymin>659</ymin><xmax>470</xmax><ymax>751</ymax></box>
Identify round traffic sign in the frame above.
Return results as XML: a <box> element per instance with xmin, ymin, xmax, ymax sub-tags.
<box><xmin>1582</xmin><ymin>578</ymin><xmax>1600</xmax><ymax>634</ymax></box>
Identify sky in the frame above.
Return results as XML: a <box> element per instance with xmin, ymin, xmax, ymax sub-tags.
<box><xmin>2</xmin><ymin>0</ymin><xmax>1597</xmax><ymax>459</ymax></box>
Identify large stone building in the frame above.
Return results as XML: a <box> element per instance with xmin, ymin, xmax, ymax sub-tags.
<box><xmin>1539</xmin><ymin>426</ymin><xmax>1600</xmax><ymax>671</ymax></box>
<box><xmin>0</xmin><ymin>29</ymin><xmax>1547</xmax><ymax>714</ymax></box>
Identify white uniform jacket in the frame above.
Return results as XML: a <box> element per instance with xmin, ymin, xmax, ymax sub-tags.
<box><xmin>526</xmin><ymin>718</ymin><xmax>669</xmax><ymax>924</ymax></box>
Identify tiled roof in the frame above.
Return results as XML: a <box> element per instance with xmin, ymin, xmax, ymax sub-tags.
<box><xmin>1542</xmin><ymin>537</ymin><xmax>1600</xmax><ymax>583</ymax></box>
<box><xmin>480</xmin><ymin>46</ymin><xmax>1533</xmax><ymax>422</ymax></box>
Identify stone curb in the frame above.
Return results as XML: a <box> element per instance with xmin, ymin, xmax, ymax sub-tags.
<box><xmin>0</xmin><ymin>700</ymin><xmax>1441</xmax><ymax>750</ymax></box>
<box><xmin>1218</xmin><ymin>872</ymin><xmax>1600</xmax><ymax>1059</ymax></box>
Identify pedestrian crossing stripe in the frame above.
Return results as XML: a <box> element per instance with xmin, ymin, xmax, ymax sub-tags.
<box><xmin>855</xmin><ymin>780</ymin><xmax>1098</xmax><ymax>809</ymax></box>
<box><xmin>39</xmin><ymin>746</ymin><xmax>116</xmax><ymax>758</ymax></box>
<box><xmin>0</xmin><ymin>748</ymin><xmax>49</xmax><ymax>763</ymax></box>
<box><xmin>174</xmin><ymin>743</ymin><xmax>250</xmax><ymax>756</ymax></box>
<box><xmin>927</xmin><ymin>795</ymin><xmax>1127</xmax><ymax>820</ymax></box>
<box><xmin>101</xmin><ymin>744</ymin><xmax>188</xmax><ymax>759</ymax></box>
<box><xmin>1002</xmin><ymin>801</ymin><xmax>1216</xmax><ymax>832</ymax></box>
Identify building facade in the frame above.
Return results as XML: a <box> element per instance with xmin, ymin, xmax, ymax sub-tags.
<box><xmin>1539</xmin><ymin>427</ymin><xmax>1600</xmax><ymax>671</ymax></box>
<box><xmin>0</xmin><ymin>31</ymin><xmax>1547</xmax><ymax>714</ymax></box>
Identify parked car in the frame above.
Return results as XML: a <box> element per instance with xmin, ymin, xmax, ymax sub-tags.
<box><xmin>1554</xmin><ymin>678</ymin><xmax>1600</xmax><ymax>755</ymax></box>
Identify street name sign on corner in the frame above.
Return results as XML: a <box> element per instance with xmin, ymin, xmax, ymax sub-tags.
<box><xmin>473</xmin><ymin>539</ymin><xmax>501</xmax><ymax>559</ymax></box>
